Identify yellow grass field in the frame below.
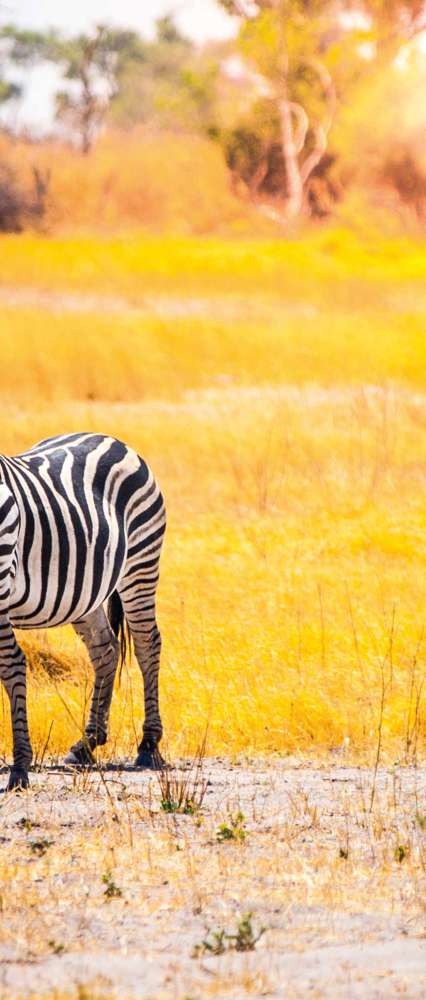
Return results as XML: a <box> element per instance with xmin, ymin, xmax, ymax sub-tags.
<box><xmin>0</xmin><ymin>228</ymin><xmax>425</xmax><ymax>766</ymax></box>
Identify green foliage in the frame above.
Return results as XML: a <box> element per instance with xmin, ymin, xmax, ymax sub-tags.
<box><xmin>102</xmin><ymin>871</ymin><xmax>123</xmax><ymax>898</ymax></box>
<box><xmin>1</xmin><ymin>17</ymin><xmax>220</xmax><ymax>139</ymax></box>
<box><xmin>157</xmin><ymin>755</ymin><xmax>208</xmax><ymax>816</ymax></box>
<box><xmin>156</xmin><ymin>15</ymin><xmax>188</xmax><ymax>46</ymax></box>
<box><xmin>233</xmin><ymin>912</ymin><xmax>265</xmax><ymax>951</ymax></box>
<box><xmin>0</xmin><ymin>32</ymin><xmax>22</xmax><ymax>110</ymax></box>
<box><xmin>0</xmin><ymin>25</ymin><xmax>59</xmax><ymax>62</ymax></box>
<box><xmin>108</xmin><ymin>21</ymin><xmax>218</xmax><ymax>133</ymax></box>
<box><xmin>51</xmin><ymin>26</ymin><xmax>149</xmax><ymax>151</ymax></box>
<box><xmin>160</xmin><ymin>794</ymin><xmax>199</xmax><ymax>814</ymax></box>
<box><xmin>193</xmin><ymin>927</ymin><xmax>227</xmax><ymax>957</ymax></box>
<box><xmin>1</xmin><ymin>23</ymin><xmax>144</xmax><ymax>150</ymax></box>
<box><xmin>216</xmin><ymin>810</ymin><xmax>247</xmax><ymax>842</ymax></box>
<box><xmin>48</xmin><ymin>940</ymin><xmax>65</xmax><ymax>955</ymax></box>
<box><xmin>193</xmin><ymin>913</ymin><xmax>265</xmax><ymax>957</ymax></box>
<box><xmin>239</xmin><ymin>9</ymin><xmax>283</xmax><ymax>80</ymax></box>
<box><xmin>16</xmin><ymin>816</ymin><xmax>34</xmax><ymax>831</ymax></box>
<box><xmin>0</xmin><ymin>79</ymin><xmax>20</xmax><ymax>104</ymax></box>
<box><xmin>394</xmin><ymin>843</ymin><xmax>410</xmax><ymax>862</ymax></box>
<box><xmin>0</xmin><ymin>23</ymin><xmax>147</xmax><ymax>75</ymax></box>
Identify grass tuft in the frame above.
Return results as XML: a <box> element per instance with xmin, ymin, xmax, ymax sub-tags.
<box><xmin>216</xmin><ymin>811</ymin><xmax>247</xmax><ymax>843</ymax></box>
<box><xmin>193</xmin><ymin>913</ymin><xmax>265</xmax><ymax>957</ymax></box>
<box><xmin>157</xmin><ymin>746</ymin><xmax>209</xmax><ymax>815</ymax></box>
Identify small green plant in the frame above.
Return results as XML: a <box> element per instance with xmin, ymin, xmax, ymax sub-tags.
<box><xmin>48</xmin><ymin>940</ymin><xmax>65</xmax><ymax>955</ymax></box>
<box><xmin>233</xmin><ymin>913</ymin><xmax>265</xmax><ymax>951</ymax></box>
<box><xmin>29</xmin><ymin>837</ymin><xmax>53</xmax><ymax>856</ymax></box>
<box><xmin>394</xmin><ymin>844</ymin><xmax>409</xmax><ymax>863</ymax></box>
<box><xmin>161</xmin><ymin>795</ymin><xmax>199</xmax><ymax>815</ymax></box>
<box><xmin>102</xmin><ymin>870</ymin><xmax>123</xmax><ymax>898</ymax></box>
<box><xmin>216</xmin><ymin>810</ymin><xmax>246</xmax><ymax>843</ymax></box>
<box><xmin>193</xmin><ymin>928</ymin><xmax>227</xmax><ymax>957</ymax></box>
<box><xmin>193</xmin><ymin>913</ymin><xmax>264</xmax><ymax>958</ymax></box>
<box><xmin>16</xmin><ymin>817</ymin><xmax>34</xmax><ymax>832</ymax></box>
<box><xmin>157</xmin><ymin>745</ymin><xmax>208</xmax><ymax>815</ymax></box>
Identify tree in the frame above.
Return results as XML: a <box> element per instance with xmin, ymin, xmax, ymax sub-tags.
<box><xmin>53</xmin><ymin>26</ymin><xmax>140</xmax><ymax>154</ymax></box>
<box><xmin>218</xmin><ymin>2</ymin><xmax>342</xmax><ymax>218</ymax></box>
<box><xmin>218</xmin><ymin>1</ymin><xmax>426</xmax><ymax>218</ymax></box>
<box><xmin>0</xmin><ymin>27</ymin><xmax>27</xmax><ymax>231</ymax></box>
<box><xmin>0</xmin><ymin>25</ymin><xmax>23</xmax><ymax>107</ymax></box>
<box><xmin>0</xmin><ymin>23</ymin><xmax>148</xmax><ymax>152</ymax></box>
<box><xmin>1</xmin><ymin>18</ymin><xmax>218</xmax><ymax>148</ymax></box>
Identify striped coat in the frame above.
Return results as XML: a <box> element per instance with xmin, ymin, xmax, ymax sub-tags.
<box><xmin>0</xmin><ymin>432</ymin><xmax>166</xmax><ymax>790</ymax></box>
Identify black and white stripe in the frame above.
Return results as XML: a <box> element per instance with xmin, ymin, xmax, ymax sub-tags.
<box><xmin>0</xmin><ymin>432</ymin><xmax>166</xmax><ymax>790</ymax></box>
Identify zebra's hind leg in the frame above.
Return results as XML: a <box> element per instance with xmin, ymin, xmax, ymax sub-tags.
<box><xmin>118</xmin><ymin>582</ymin><xmax>167</xmax><ymax>770</ymax></box>
<box><xmin>0</xmin><ymin>618</ymin><xmax>32</xmax><ymax>791</ymax></box>
<box><xmin>64</xmin><ymin>607</ymin><xmax>119</xmax><ymax>767</ymax></box>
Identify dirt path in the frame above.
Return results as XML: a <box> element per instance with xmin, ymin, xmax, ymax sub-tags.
<box><xmin>0</xmin><ymin>284</ymin><xmax>318</xmax><ymax>320</ymax></box>
<box><xmin>0</xmin><ymin>759</ymin><xmax>424</xmax><ymax>999</ymax></box>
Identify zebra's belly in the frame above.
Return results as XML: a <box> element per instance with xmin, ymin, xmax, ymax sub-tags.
<box><xmin>8</xmin><ymin>535</ymin><xmax>128</xmax><ymax>629</ymax></box>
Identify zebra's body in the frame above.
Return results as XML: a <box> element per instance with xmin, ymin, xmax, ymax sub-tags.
<box><xmin>0</xmin><ymin>432</ymin><xmax>166</xmax><ymax>790</ymax></box>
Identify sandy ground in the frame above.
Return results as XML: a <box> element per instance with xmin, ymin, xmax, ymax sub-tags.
<box><xmin>0</xmin><ymin>758</ymin><xmax>424</xmax><ymax>1000</ymax></box>
<box><xmin>0</xmin><ymin>285</ymin><xmax>319</xmax><ymax>320</ymax></box>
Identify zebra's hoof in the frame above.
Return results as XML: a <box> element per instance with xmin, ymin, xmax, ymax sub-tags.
<box><xmin>134</xmin><ymin>749</ymin><xmax>169</xmax><ymax>770</ymax></box>
<box><xmin>64</xmin><ymin>743</ymin><xmax>96</xmax><ymax>768</ymax></box>
<box><xmin>7</xmin><ymin>767</ymin><xmax>29</xmax><ymax>792</ymax></box>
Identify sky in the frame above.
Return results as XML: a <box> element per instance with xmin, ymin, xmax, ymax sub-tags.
<box><xmin>3</xmin><ymin>0</ymin><xmax>238</xmax><ymax>44</ymax></box>
<box><xmin>0</xmin><ymin>1</ymin><xmax>239</xmax><ymax>131</ymax></box>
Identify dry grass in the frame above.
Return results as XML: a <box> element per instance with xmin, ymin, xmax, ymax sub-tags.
<box><xmin>3</xmin><ymin>381</ymin><xmax>426</xmax><ymax>764</ymax></box>
<box><xmin>0</xmin><ymin>128</ymin><xmax>261</xmax><ymax>236</ymax></box>
<box><xmin>0</xmin><ymin>231</ymin><xmax>424</xmax><ymax>764</ymax></box>
<box><xmin>0</xmin><ymin>228</ymin><xmax>425</xmax><ymax>999</ymax></box>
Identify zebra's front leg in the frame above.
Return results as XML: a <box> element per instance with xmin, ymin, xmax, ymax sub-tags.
<box><xmin>65</xmin><ymin>608</ymin><xmax>119</xmax><ymax>767</ymax></box>
<box><xmin>0</xmin><ymin>619</ymin><xmax>32</xmax><ymax>791</ymax></box>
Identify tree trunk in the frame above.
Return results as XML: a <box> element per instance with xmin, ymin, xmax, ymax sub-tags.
<box><xmin>278</xmin><ymin>83</ymin><xmax>304</xmax><ymax>219</ymax></box>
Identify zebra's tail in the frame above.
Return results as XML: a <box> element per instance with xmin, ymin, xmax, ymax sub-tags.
<box><xmin>107</xmin><ymin>590</ymin><xmax>131</xmax><ymax>678</ymax></box>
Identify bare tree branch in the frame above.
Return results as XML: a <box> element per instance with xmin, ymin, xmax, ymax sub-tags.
<box><xmin>289</xmin><ymin>102</ymin><xmax>309</xmax><ymax>154</ymax></box>
<box><xmin>300</xmin><ymin>123</ymin><xmax>328</xmax><ymax>185</ymax></box>
<box><xmin>303</xmin><ymin>57</ymin><xmax>337</xmax><ymax>136</ymax></box>
<box><xmin>296</xmin><ymin>57</ymin><xmax>336</xmax><ymax>190</ymax></box>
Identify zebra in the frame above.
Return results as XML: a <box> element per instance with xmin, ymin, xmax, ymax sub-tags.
<box><xmin>0</xmin><ymin>432</ymin><xmax>166</xmax><ymax>791</ymax></box>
